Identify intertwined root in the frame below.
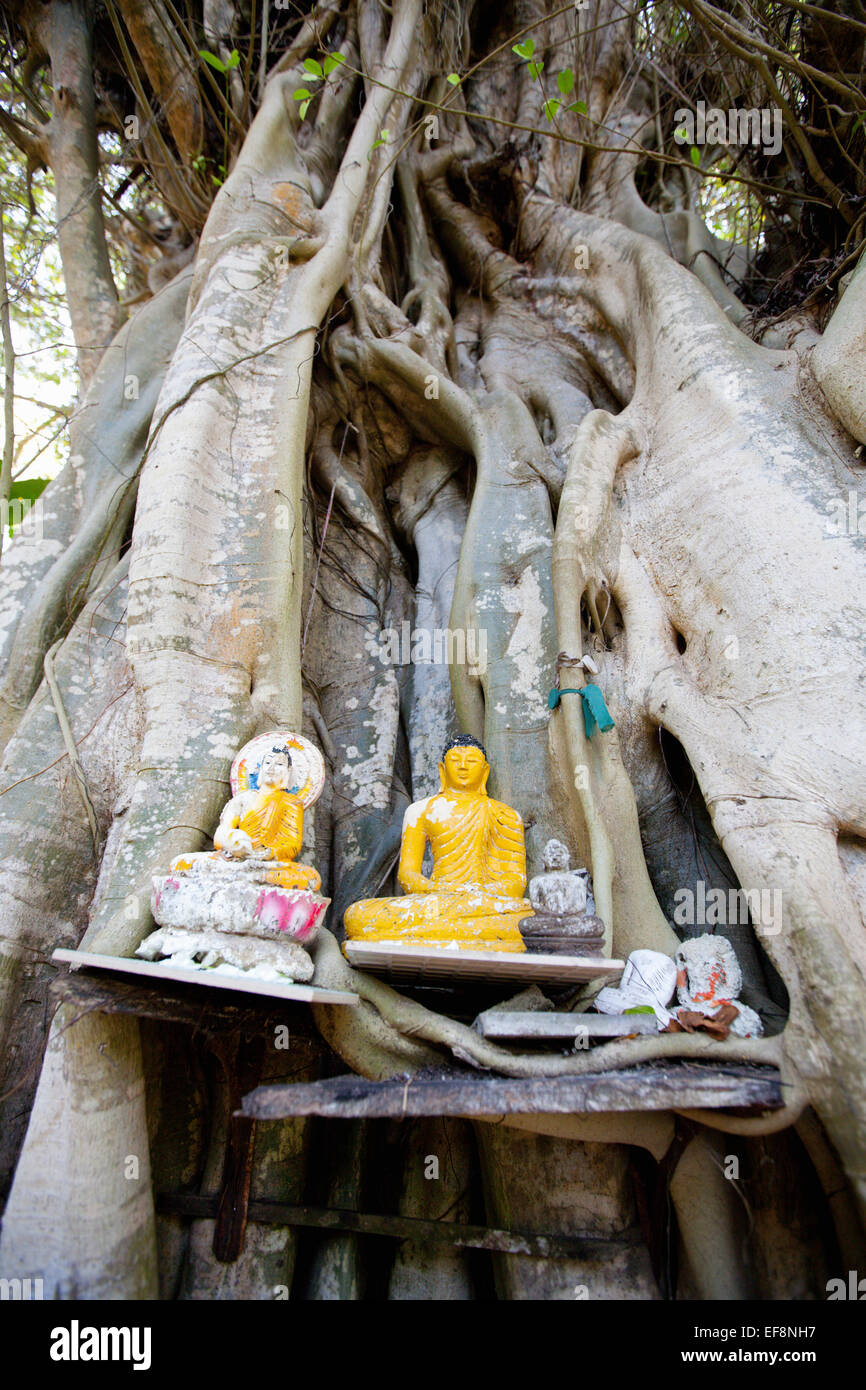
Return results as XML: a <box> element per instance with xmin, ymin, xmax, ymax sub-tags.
<box><xmin>2</xmin><ymin>0</ymin><xmax>866</xmax><ymax>1298</ymax></box>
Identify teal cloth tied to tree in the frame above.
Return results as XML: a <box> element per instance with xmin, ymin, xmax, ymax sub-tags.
<box><xmin>547</xmin><ymin>682</ymin><xmax>615</xmax><ymax>738</ymax></box>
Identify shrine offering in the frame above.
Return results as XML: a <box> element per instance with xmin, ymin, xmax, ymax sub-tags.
<box><xmin>594</xmin><ymin>948</ymin><xmax>678</xmax><ymax>1026</ymax></box>
<box><xmin>672</xmin><ymin>934</ymin><xmax>764</xmax><ymax>1038</ymax></box>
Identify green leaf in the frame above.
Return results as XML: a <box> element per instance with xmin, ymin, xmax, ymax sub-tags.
<box><xmin>512</xmin><ymin>39</ymin><xmax>534</xmax><ymax>59</ymax></box>
<box><xmin>304</xmin><ymin>58</ymin><xmax>323</xmax><ymax>79</ymax></box>
<box><xmin>293</xmin><ymin>87</ymin><xmax>311</xmax><ymax>101</ymax></box>
<box><xmin>690</xmin><ymin>145</ymin><xmax>701</xmax><ymax>166</ymax></box>
<box><xmin>569</xmin><ymin>99</ymin><xmax>588</xmax><ymax>115</ymax></box>
<box><xmin>9</xmin><ymin>478</ymin><xmax>49</xmax><ymax>502</ymax></box>
<box><xmin>322</xmin><ymin>53</ymin><xmax>346</xmax><ymax>76</ymax></box>
<box><xmin>624</xmin><ymin>1005</ymin><xmax>656</xmax><ymax>1015</ymax></box>
<box><xmin>528</xmin><ymin>60</ymin><xmax>544</xmax><ymax>80</ymax></box>
<box><xmin>446</xmin><ymin>72</ymin><xmax>461</xmax><ymax>86</ymax></box>
<box><xmin>368</xmin><ymin>129</ymin><xmax>390</xmax><ymax>158</ymax></box>
<box><xmin>198</xmin><ymin>48</ymin><xmax>227</xmax><ymax>73</ymax></box>
<box><xmin>543</xmin><ymin>98</ymin><xmax>561</xmax><ymax>122</ymax></box>
<box><xmin>299</xmin><ymin>99</ymin><xmax>311</xmax><ymax>120</ymax></box>
<box><xmin>557</xmin><ymin>68</ymin><xmax>574</xmax><ymax>96</ymax></box>
<box><xmin>225</xmin><ymin>48</ymin><xmax>241</xmax><ymax>70</ymax></box>
<box><xmin>674</xmin><ymin>125</ymin><xmax>687</xmax><ymax>142</ymax></box>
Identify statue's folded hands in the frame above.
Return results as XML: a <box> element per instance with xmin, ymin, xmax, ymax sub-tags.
<box><xmin>217</xmin><ymin>827</ymin><xmax>255</xmax><ymax>859</ymax></box>
<box><xmin>398</xmin><ymin>868</ymin><xmax>436</xmax><ymax>895</ymax></box>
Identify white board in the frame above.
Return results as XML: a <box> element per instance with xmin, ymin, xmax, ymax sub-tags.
<box><xmin>343</xmin><ymin>940</ymin><xmax>624</xmax><ymax>987</ymax></box>
<box><xmin>52</xmin><ymin>948</ymin><xmax>359</xmax><ymax>1006</ymax></box>
<box><xmin>475</xmin><ymin>1010</ymin><xmax>658</xmax><ymax>1039</ymax></box>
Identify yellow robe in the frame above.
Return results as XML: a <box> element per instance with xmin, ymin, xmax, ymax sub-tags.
<box><xmin>344</xmin><ymin>790</ymin><xmax>532</xmax><ymax>952</ymax></box>
<box><xmin>173</xmin><ymin>788</ymin><xmax>321</xmax><ymax>891</ymax></box>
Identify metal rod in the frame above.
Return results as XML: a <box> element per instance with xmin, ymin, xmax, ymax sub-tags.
<box><xmin>156</xmin><ymin>1192</ymin><xmax>637</xmax><ymax>1260</ymax></box>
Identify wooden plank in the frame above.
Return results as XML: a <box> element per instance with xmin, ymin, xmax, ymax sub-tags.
<box><xmin>475</xmin><ymin>1010</ymin><xmax>658</xmax><ymax>1040</ymax></box>
<box><xmin>242</xmin><ymin>1061</ymin><xmax>784</xmax><ymax>1120</ymax></box>
<box><xmin>344</xmin><ymin>940</ymin><xmax>624</xmax><ymax>987</ymax></box>
<box><xmin>211</xmin><ymin>1036</ymin><xmax>264</xmax><ymax>1263</ymax></box>
<box><xmin>52</xmin><ymin>948</ymin><xmax>358</xmax><ymax>1006</ymax></box>
<box><xmin>156</xmin><ymin>1192</ymin><xmax>638</xmax><ymax>1260</ymax></box>
<box><xmin>49</xmin><ymin>965</ymin><xmax>323</xmax><ymax>1043</ymax></box>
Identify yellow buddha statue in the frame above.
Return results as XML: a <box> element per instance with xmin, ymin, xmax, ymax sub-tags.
<box><xmin>172</xmin><ymin>745</ymin><xmax>321</xmax><ymax>892</ymax></box>
<box><xmin>344</xmin><ymin>735</ymin><xmax>532</xmax><ymax>952</ymax></box>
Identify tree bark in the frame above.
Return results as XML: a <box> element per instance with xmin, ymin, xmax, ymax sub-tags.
<box><xmin>45</xmin><ymin>0</ymin><xmax>121</xmax><ymax>386</ymax></box>
<box><xmin>0</xmin><ymin>0</ymin><xmax>863</xmax><ymax>1300</ymax></box>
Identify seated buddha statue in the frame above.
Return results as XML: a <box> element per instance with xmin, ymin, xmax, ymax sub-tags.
<box><xmin>143</xmin><ymin>736</ymin><xmax>328</xmax><ymax>980</ymax></box>
<box><xmin>171</xmin><ymin>745</ymin><xmax>321</xmax><ymax>892</ymax></box>
<box><xmin>344</xmin><ymin>734</ymin><xmax>533</xmax><ymax>952</ymax></box>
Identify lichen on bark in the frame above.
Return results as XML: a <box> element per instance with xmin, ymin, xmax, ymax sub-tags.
<box><xmin>1</xmin><ymin>0</ymin><xmax>864</xmax><ymax>1299</ymax></box>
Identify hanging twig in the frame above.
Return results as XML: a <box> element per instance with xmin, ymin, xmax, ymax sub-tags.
<box><xmin>43</xmin><ymin>638</ymin><xmax>101</xmax><ymax>852</ymax></box>
<box><xmin>0</xmin><ymin>202</ymin><xmax>14</xmax><ymax>560</ymax></box>
<box><xmin>300</xmin><ymin>419</ymin><xmax>352</xmax><ymax>659</ymax></box>
<box><xmin>258</xmin><ymin>0</ymin><xmax>269</xmax><ymax>104</ymax></box>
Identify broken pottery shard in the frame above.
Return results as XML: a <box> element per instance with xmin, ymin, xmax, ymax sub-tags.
<box><xmin>594</xmin><ymin>948</ymin><xmax>677</xmax><ymax>1026</ymax></box>
<box><xmin>670</xmin><ymin>999</ymin><xmax>764</xmax><ymax>1039</ymax></box>
<box><xmin>668</xmin><ymin>1003</ymin><xmax>740</xmax><ymax>1040</ymax></box>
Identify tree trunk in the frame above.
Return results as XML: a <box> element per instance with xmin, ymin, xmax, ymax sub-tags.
<box><xmin>0</xmin><ymin>0</ymin><xmax>863</xmax><ymax>1299</ymax></box>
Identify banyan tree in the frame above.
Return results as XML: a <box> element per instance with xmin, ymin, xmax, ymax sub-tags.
<box><xmin>0</xmin><ymin>0</ymin><xmax>865</xmax><ymax>1301</ymax></box>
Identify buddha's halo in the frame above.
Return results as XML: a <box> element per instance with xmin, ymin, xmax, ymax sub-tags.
<box><xmin>229</xmin><ymin>730</ymin><xmax>326</xmax><ymax>807</ymax></box>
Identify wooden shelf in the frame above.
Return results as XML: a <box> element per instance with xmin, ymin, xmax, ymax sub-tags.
<box><xmin>344</xmin><ymin>940</ymin><xmax>624</xmax><ymax>987</ymax></box>
<box><xmin>49</xmin><ymin>961</ymin><xmax>327</xmax><ymax>1041</ymax></box>
<box><xmin>243</xmin><ymin>1060</ymin><xmax>784</xmax><ymax>1120</ymax></box>
<box><xmin>52</xmin><ymin>948</ymin><xmax>358</xmax><ymax>1007</ymax></box>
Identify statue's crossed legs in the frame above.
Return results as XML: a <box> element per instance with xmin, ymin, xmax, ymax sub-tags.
<box><xmin>344</xmin><ymin>884</ymin><xmax>531</xmax><ymax>951</ymax></box>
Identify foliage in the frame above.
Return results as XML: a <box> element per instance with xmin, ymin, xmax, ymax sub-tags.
<box><xmin>0</xmin><ymin>0</ymin><xmax>862</xmax><ymax>469</ymax></box>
